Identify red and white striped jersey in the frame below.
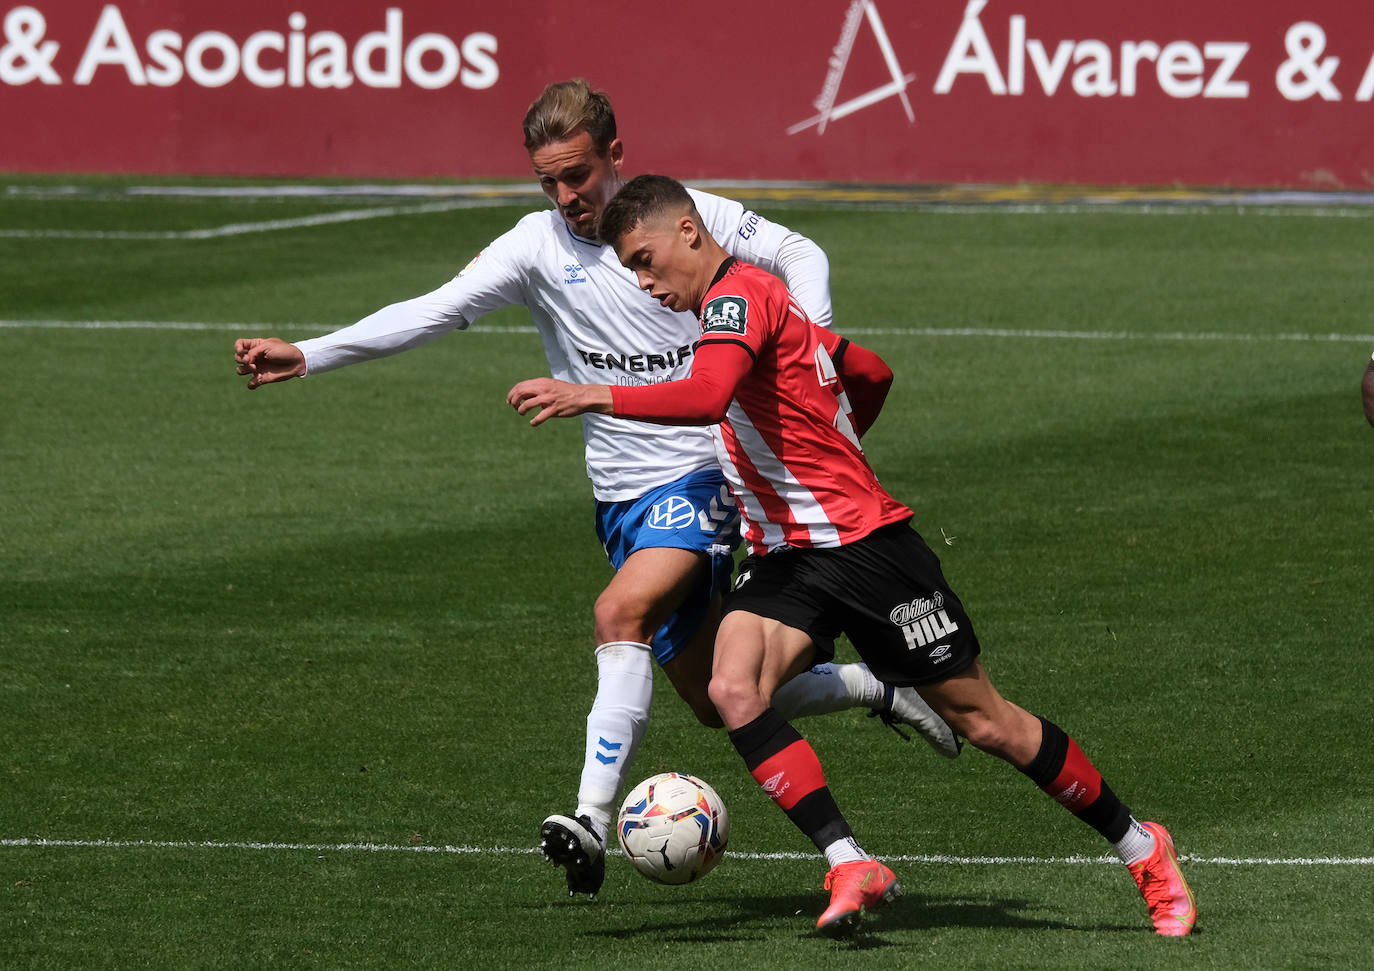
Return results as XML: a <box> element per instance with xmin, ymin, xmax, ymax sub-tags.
<box><xmin>611</xmin><ymin>259</ymin><xmax>910</xmax><ymax>554</ymax></box>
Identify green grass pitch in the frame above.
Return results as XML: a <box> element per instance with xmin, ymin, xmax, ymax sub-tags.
<box><xmin>2</xmin><ymin>179</ymin><xmax>1372</xmax><ymax>968</ymax></box>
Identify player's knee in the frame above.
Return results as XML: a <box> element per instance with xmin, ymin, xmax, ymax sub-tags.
<box><xmin>951</xmin><ymin>708</ymin><xmax>1034</xmax><ymax>762</ymax></box>
<box><xmin>707</xmin><ymin>673</ymin><xmax>758</xmax><ymax>728</ymax></box>
<box><xmin>954</xmin><ymin>715</ymin><xmax>1008</xmax><ymax>756</ymax></box>
<box><xmin>592</xmin><ymin>591</ymin><xmax>655</xmax><ymax>644</ymax></box>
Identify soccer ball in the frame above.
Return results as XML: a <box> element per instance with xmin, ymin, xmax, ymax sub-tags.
<box><xmin>617</xmin><ymin>772</ymin><xmax>729</xmax><ymax>885</ymax></box>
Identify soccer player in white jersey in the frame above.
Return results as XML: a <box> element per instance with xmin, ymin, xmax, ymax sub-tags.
<box><xmin>233</xmin><ymin>79</ymin><xmax>957</xmax><ymax>898</ymax></box>
<box><xmin>510</xmin><ymin>175</ymin><xmax>1197</xmax><ymax>938</ymax></box>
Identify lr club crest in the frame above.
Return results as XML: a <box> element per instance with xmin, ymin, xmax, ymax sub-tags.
<box><xmin>703</xmin><ymin>295</ymin><xmax>748</xmax><ymax>335</ymax></box>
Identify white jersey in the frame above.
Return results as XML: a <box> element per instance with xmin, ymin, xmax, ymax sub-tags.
<box><xmin>296</xmin><ymin>189</ymin><xmax>831</xmax><ymax>502</ymax></box>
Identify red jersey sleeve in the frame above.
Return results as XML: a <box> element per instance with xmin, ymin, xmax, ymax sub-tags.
<box><xmin>609</xmin><ymin>262</ymin><xmax>775</xmax><ymax>424</ymax></box>
<box><xmin>831</xmin><ymin>338</ymin><xmax>893</xmax><ymax>437</ymax></box>
<box><xmin>608</xmin><ymin>341</ymin><xmax>754</xmax><ymax>424</ymax></box>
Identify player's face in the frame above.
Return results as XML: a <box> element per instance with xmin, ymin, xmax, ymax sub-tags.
<box><xmin>529</xmin><ymin>130</ymin><xmax>624</xmax><ymax>239</ymax></box>
<box><xmin>614</xmin><ymin>217</ymin><xmax>703</xmax><ymax>314</ymax></box>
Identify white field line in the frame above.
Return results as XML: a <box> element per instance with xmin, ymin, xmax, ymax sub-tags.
<box><xmin>8</xmin><ymin>180</ymin><xmax>1374</xmax><ymax>210</ymax></box>
<box><xmin>5</xmin><ymin>182</ymin><xmax>1374</xmax><ymax>241</ymax></box>
<box><xmin>2</xmin><ymin>320</ymin><xmax>1372</xmax><ymax>345</ymax></box>
<box><xmin>0</xmin><ymin>199</ymin><xmax>509</xmax><ymax>240</ymax></box>
<box><xmin>1</xmin><ymin>837</ymin><xmax>1368</xmax><ymax>866</ymax></box>
<box><xmin>3</xmin><ymin>183</ymin><xmax>546</xmax><ymax>200</ymax></box>
<box><xmin>765</xmin><ymin>203</ymin><xmax>1374</xmax><ymax>219</ymax></box>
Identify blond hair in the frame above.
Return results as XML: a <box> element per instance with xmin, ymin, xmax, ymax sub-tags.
<box><xmin>522</xmin><ymin>79</ymin><xmax>618</xmax><ymax>153</ymax></box>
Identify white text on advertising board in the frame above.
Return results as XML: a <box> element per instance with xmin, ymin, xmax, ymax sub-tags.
<box><xmin>0</xmin><ymin>5</ymin><xmax>498</xmax><ymax>90</ymax></box>
<box><xmin>936</xmin><ymin>1</ymin><xmax>1374</xmax><ymax>103</ymax></box>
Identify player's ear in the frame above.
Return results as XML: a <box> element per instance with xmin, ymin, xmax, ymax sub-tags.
<box><xmin>607</xmin><ymin>138</ymin><xmax>624</xmax><ymax>173</ymax></box>
<box><xmin>679</xmin><ymin>214</ymin><xmax>700</xmax><ymax>247</ymax></box>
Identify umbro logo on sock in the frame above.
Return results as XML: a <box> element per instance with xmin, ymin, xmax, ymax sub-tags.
<box><xmin>760</xmin><ymin>770</ymin><xmax>790</xmax><ymax>802</ymax></box>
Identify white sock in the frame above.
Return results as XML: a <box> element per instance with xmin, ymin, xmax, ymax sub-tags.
<box><xmin>822</xmin><ymin>835</ymin><xmax>869</xmax><ymax>868</ymax></box>
<box><xmin>574</xmin><ymin>641</ymin><xmax>653</xmax><ymax>842</ymax></box>
<box><xmin>772</xmin><ymin>662</ymin><xmax>884</xmax><ymax>719</ymax></box>
<box><xmin>837</xmin><ymin>662</ymin><xmax>886</xmax><ymax>707</ymax></box>
<box><xmin>1113</xmin><ymin>817</ymin><xmax>1157</xmax><ymax>865</ymax></box>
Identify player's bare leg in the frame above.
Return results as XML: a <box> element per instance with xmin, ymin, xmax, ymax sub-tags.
<box><xmin>707</xmin><ymin>612</ymin><xmax>816</xmax><ymax>730</ymax></box>
<box><xmin>598</xmin><ymin>546</ymin><xmax>720</xmax><ymax>725</ymax></box>
<box><xmin>661</xmin><ymin>598</ymin><xmax>725</xmax><ymax>729</ymax></box>
<box><xmin>910</xmin><ymin>659</ymin><xmax>1041</xmax><ymax>765</ymax></box>
<box><xmin>916</xmin><ymin>661</ymin><xmax>1196</xmax><ymax>935</ymax></box>
<box><xmin>710</xmin><ymin>612</ymin><xmax>902</xmax><ymax>935</ymax></box>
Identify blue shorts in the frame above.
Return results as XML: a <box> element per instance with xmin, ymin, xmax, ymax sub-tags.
<box><xmin>594</xmin><ymin>468</ymin><xmax>740</xmax><ymax>665</ymax></box>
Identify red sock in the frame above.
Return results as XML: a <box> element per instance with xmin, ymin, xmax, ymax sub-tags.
<box><xmin>728</xmin><ymin>709</ymin><xmax>852</xmax><ymax>850</ymax></box>
<box><xmin>1039</xmin><ymin>737</ymin><xmax>1103</xmax><ymax>812</ymax></box>
<box><xmin>1023</xmin><ymin>716</ymin><xmax>1131</xmax><ymax>842</ymax></box>
<box><xmin>750</xmin><ymin>739</ymin><xmax>828</xmax><ymax>810</ymax></box>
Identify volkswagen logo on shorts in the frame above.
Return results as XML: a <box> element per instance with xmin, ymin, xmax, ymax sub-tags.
<box><xmin>648</xmin><ymin>495</ymin><xmax>696</xmax><ymax>529</ymax></box>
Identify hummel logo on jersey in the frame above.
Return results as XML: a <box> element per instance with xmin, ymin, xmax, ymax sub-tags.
<box><xmin>648</xmin><ymin>495</ymin><xmax>697</xmax><ymax>529</ymax></box>
<box><xmin>563</xmin><ymin>263</ymin><xmax>587</xmax><ymax>285</ymax></box>
<box><xmin>703</xmin><ymin>295</ymin><xmax>748</xmax><ymax>335</ymax></box>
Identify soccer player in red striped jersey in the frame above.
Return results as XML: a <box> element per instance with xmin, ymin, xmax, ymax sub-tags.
<box><xmin>508</xmin><ymin>175</ymin><xmax>1196</xmax><ymax>939</ymax></box>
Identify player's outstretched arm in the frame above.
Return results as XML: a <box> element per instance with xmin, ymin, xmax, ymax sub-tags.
<box><xmin>508</xmin><ymin>378</ymin><xmax>613</xmax><ymax>426</ymax></box>
<box><xmin>234</xmin><ymin>338</ymin><xmax>307</xmax><ymax>389</ymax></box>
<box><xmin>1362</xmin><ymin>356</ymin><xmax>1374</xmax><ymax>427</ymax></box>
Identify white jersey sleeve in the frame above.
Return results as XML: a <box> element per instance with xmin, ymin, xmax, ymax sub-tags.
<box><xmin>295</xmin><ymin>208</ymin><xmax>720</xmax><ymax>503</ymax></box>
<box><xmin>296</xmin><ymin>218</ymin><xmax>533</xmax><ymax>375</ymax></box>
<box><xmin>689</xmin><ymin>188</ymin><xmax>833</xmax><ymax>329</ymax></box>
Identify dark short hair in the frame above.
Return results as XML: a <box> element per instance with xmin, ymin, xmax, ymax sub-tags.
<box><xmin>598</xmin><ymin>174</ymin><xmax>694</xmax><ymax>247</ymax></box>
<box><xmin>522</xmin><ymin>79</ymin><xmax>617</xmax><ymax>153</ymax></box>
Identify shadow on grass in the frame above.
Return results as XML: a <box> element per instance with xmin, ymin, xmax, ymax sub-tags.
<box><xmin>552</xmin><ymin>889</ymin><xmax>1141</xmax><ymax>945</ymax></box>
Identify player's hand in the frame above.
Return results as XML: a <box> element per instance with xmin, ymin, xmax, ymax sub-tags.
<box><xmin>507</xmin><ymin>378</ymin><xmax>612</xmax><ymax>426</ymax></box>
<box><xmin>234</xmin><ymin>338</ymin><xmax>307</xmax><ymax>389</ymax></box>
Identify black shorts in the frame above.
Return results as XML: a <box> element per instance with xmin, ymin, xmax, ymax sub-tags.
<box><xmin>723</xmin><ymin>522</ymin><xmax>981</xmax><ymax>686</ymax></box>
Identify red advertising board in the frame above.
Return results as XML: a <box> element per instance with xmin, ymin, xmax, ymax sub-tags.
<box><xmin>2</xmin><ymin>0</ymin><xmax>1371</xmax><ymax>187</ymax></box>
